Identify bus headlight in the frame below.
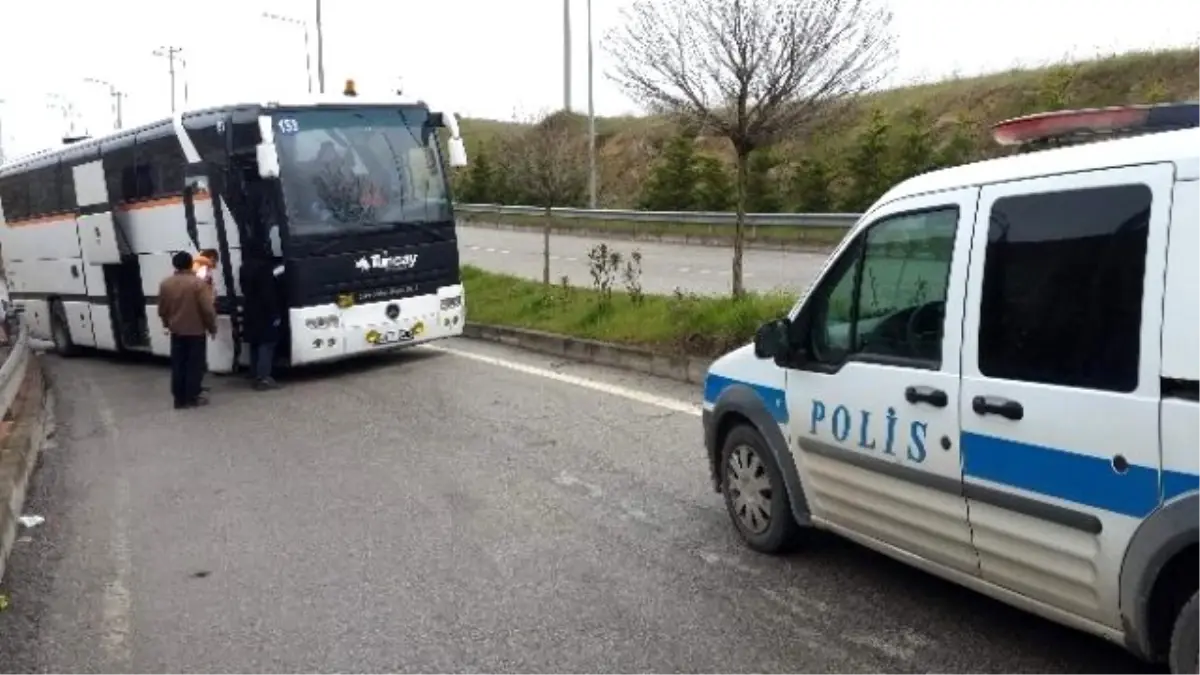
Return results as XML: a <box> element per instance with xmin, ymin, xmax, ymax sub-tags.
<box><xmin>305</xmin><ymin>315</ymin><xmax>340</xmax><ymax>329</ymax></box>
<box><xmin>440</xmin><ymin>295</ymin><xmax>462</xmax><ymax>311</ymax></box>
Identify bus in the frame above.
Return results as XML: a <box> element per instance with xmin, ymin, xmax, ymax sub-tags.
<box><xmin>0</xmin><ymin>82</ymin><xmax>469</xmax><ymax>373</ymax></box>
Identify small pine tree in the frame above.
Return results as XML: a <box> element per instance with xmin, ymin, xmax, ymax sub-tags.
<box><xmin>843</xmin><ymin>109</ymin><xmax>893</xmax><ymax>211</ymax></box>
<box><xmin>462</xmin><ymin>145</ymin><xmax>496</xmax><ymax>203</ymax></box>
<box><xmin>745</xmin><ymin>148</ymin><xmax>783</xmax><ymax>213</ymax></box>
<box><xmin>892</xmin><ymin>106</ymin><xmax>937</xmax><ymax>182</ymax></box>
<box><xmin>937</xmin><ymin>117</ymin><xmax>976</xmax><ymax>168</ymax></box>
<box><xmin>638</xmin><ymin>131</ymin><xmax>700</xmax><ymax>210</ymax></box>
<box><xmin>693</xmin><ymin>155</ymin><xmax>734</xmax><ymax>211</ymax></box>
<box><xmin>789</xmin><ymin>157</ymin><xmax>833</xmax><ymax>213</ymax></box>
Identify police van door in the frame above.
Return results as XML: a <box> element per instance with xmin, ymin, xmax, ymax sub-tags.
<box><xmin>958</xmin><ymin>164</ymin><xmax>1173</xmax><ymax>628</ymax></box>
<box><xmin>786</xmin><ymin>187</ymin><xmax>980</xmax><ymax>575</ymax></box>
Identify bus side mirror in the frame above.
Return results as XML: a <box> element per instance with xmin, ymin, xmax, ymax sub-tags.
<box><xmin>257</xmin><ymin>142</ymin><xmax>281</xmax><ymax>179</ymax></box>
<box><xmin>447</xmin><ymin>137</ymin><xmax>468</xmax><ymax>168</ymax></box>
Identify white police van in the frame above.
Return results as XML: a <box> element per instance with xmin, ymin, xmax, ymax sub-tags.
<box><xmin>702</xmin><ymin>102</ymin><xmax>1199</xmax><ymax>672</ymax></box>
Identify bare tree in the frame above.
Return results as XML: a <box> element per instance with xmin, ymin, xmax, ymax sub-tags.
<box><xmin>607</xmin><ymin>0</ymin><xmax>894</xmax><ymax>296</ymax></box>
<box><xmin>505</xmin><ymin>111</ymin><xmax>589</xmax><ymax>285</ymax></box>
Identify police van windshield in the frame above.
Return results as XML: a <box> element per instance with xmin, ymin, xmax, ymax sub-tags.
<box><xmin>272</xmin><ymin>107</ymin><xmax>452</xmax><ymax>238</ymax></box>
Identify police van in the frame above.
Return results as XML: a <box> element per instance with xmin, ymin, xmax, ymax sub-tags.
<box><xmin>701</xmin><ymin>102</ymin><xmax>1199</xmax><ymax>672</ymax></box>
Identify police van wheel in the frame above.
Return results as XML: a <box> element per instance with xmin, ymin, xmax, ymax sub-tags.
<box><xmin>1168</xmin><ymin>591</ymin><xmax>1198</xmax><ymax>674</ymax></box>
<box><xmin>49</xmin><ymin>302</ymin><xmax>79</xmax><ymax>357</ymax></box>
<box><xmin>720</xmin><ymin>424</ymin><xmax>801</xmax><ymax>554</ymax></box>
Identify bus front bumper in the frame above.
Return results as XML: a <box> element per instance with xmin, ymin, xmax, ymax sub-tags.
<box><xmin>289</xmin><ymin>284</ymin><xmax>465</xmax><ymax>365</ymax></box>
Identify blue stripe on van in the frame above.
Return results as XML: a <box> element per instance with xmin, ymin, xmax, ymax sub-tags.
<box><xmin>962</xmin><ymin>432</ymin><xmax>1200</xmax><ymax>519</ymax></box>
<box><xmin>703</xmin><ymin>374</ymin><xmax>788</xmax><ymax>424</ymax></box>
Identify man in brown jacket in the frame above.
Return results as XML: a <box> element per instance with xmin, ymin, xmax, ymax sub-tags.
<box><xmin>159</xmin><ymin>251</ymin><xmax>218</xmax><ymax>409</ymax></box>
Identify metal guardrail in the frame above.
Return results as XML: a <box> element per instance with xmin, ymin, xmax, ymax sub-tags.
<box><xmin>0</xmin><ymin>319</ymin><xmax>30</xmax><ymax>426</ymax></box>
<box><xmin>456</xmin><ymin>204</ymin><xmax>863</xmax><ymax>229</ymax></box>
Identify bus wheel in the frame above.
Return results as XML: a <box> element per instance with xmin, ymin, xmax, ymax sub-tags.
<box><xmin>1169</xmin><ymin>592</ymin><xmax>1199</xmax><ymax>674</ymax></box>
<box><xmin>50</xmin><ymin>301</ymin><xmax>80</xmax><ymax>357</ymax></box>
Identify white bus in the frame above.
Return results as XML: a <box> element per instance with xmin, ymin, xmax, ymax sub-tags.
<box><xmin>0</xmin><ymin>83</ymin><xmax>469</xmax><ymax>372</ymax></box>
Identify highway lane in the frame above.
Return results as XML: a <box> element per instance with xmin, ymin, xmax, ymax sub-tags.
<box><xmin>459</xmin><ymin>225</ymin><xmax>833</xmax><ymax>296</ymax></box>
<box><xmin>0</xmin><ymin>343</ymin><xmax>1159</xmax><ymax>673</ymax></box>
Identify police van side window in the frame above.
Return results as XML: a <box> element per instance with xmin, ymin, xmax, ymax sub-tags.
<box><xmin>978</xmin><ymin>184</ymin><xmax>1151</xmax><ymax>393</ymax></box>
<box><xmin>805</xmin><ymin>207</ymin><xmax>958</xmax><ymax>369</ymax></box>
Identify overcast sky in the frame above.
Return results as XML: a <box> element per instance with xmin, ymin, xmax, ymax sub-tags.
<box><xmin>0</xmin><ymin>0</ymin><xmax>1196</xmax><ymax>158</ymax></box>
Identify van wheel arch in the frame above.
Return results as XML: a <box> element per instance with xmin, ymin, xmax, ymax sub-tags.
<box><xmin>1148</xmin><ymin>543</ymin><xmax>1199</xmax><ymax>666</ymax></box>
<box><xmin>709</xmin><ymin>393</ymin><xmax>812</xmax><ymax>528</ymax></box>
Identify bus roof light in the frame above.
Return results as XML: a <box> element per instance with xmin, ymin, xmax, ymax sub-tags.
<box><xmin>344</xmin><ymin>79</ymin><xmax>357</xmax><ymax>97</ymax></box>
<box><xmin>991</xmin><ymin>101</ymin><xmax>1199</xmax><ymax>149</ymax></box>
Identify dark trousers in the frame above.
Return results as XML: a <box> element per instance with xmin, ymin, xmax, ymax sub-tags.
<box><xmin>249</xmin><ymin>341</ymin><xmax>277</xmax><ymax>381</ymax></box>
<box><xmin>170</xmin><ymin>334</ymin><xmax>207</xmax><ymax>406</ymax></box>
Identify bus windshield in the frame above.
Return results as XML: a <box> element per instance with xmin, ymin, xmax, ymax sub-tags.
<box><xmin>272</xmin><ymin>107</ymin><xmax>452</xmax><ymax>238</ymax></box>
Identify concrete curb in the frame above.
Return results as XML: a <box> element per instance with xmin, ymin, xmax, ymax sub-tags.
<box><xmin>0</xmin><ymin>358</ymin><xmax>55</xmax><ymax>586</ymax></box>
<box><xmin>458</xmin><ymin>219</ymin><xmax>838</xmax><ymax>255</ymax></box>
<box><xmin>462</xmin><ymin>322</ymin><xmax>712</xmax><ymax>385</ymax></box>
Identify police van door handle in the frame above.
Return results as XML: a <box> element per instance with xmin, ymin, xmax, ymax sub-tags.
<box><xmin>905</xmin><ymin>385</ymin><xmax>948</xmax><ymax>408</ymax></box>
<box><xmin>972</xmin><ymin>395</ymin><xmax>1024</xmax><ymax>421</ymax></box>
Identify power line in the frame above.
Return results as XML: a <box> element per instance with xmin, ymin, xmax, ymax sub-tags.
<box><xmin>84</xmin><ymin>77</ymin><xmax>127</xmax><ymax>130</ymax></box>
<box><xmin>262</xmin><ymin>11</ymin><xmax>314</xmax><ymax>94</ymax></box>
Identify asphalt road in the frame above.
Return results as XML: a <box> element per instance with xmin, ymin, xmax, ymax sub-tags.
<box><xmin>459</xmin><ymin>225</ymin><xmax>833</xmax><ymax>296</ymax></box>
<box><xmin>0</xmin><ymin>343</ymin><xmax>1161</xmax><ymax>673</ymax></box>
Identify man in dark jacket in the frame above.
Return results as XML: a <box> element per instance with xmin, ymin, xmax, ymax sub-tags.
<box><xmin>239</xmin><ymin>256</ymin><xmax>283</xmax><ymax>390</ymax></box>
<box><xmin>159</xmin><ymin>251</ymin><xmax>218</xmax><ymax>408</ymax></box>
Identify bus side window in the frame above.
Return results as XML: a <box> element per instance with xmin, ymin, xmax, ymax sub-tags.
<box><xmin>145</xmin><ymin>135</ymin><xmax>186</xmax><ymax>198</ymax></box>
<box><xmin>58</xmin><ymin>160</ymin><xmax>77</xmax><ymax>214</ymax></box>
<box><xmin>132</xmin><ymin>147</ymin><xmax>157</xmax><ymax>202</ymax></box>
<box><xmin>0</xmin><ymin>174</ymin><xmax>30</xmax><ymax>223</ymax></box>
<box><xmin>27</xmin><ymin>164</ymin><xmax>61</xmax><ymax>219</ymax></box>
<box><xmin>103</xmin><ymin>141</ymin><xmax>136</xmax><ymax>206</ymax></box>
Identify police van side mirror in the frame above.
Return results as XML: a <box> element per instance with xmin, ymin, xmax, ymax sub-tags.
<box><xmin>257</xmin><ymin>142</ymin><xmax>281</xmax><ymax>179</ymax></box>
<box><xmin>754</xmin><ymin>318</ymin><xmax>790</xmax><ymax>360</ymax></box>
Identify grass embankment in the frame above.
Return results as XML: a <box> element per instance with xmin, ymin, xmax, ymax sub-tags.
<box><xmin>457</xmin><ymin>48</ymin><xmax>1200</xmax><ymax>208</ymax></box>
<box><xmin>456</xmin><ymin>211</ymin><xmax>848</xmax><ymax>248</ymax></box>
<box><xmin>461</xmin><ymin>265</ymin><xmax>793</xmax><ymax>358</ymax></box>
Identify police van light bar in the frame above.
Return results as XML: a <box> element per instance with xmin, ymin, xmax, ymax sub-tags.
<box><xmin>991</xmin><ymin>101</ymin><xmax>1199</xmax><ymax>147</ymax></box>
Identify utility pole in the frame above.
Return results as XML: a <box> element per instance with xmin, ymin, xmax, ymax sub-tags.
<box><xmin>586</xmin><ymin>0</ymin><xmax>597</xmax><ymax>208</ymax></box>
<box><xmin>152</xmin><ymin>46</ymin><xmax>185</xmax><ymax>113</ymax></box>
<box><xmin>84</xmin><ymin>77</ymin><xmax>126</xmax><ymax>130</ymax></box>
<box><xmin>563</xmin><ymin>0</ymin><xmax>572</xmax><ymax>111</ymax></box>
<box><xmin>315</xmin><ymin>0</ymin><xmax>326</xmax><ymax>93</ymax></box>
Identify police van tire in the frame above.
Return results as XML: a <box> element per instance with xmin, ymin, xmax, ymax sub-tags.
<box><xmin>720</xmin><ymin>424</ymin><xmax>802</xmax><ymax>554</ymax></box>
<box><xmin>49</xmin><ymin>301</ymin><xmax>79</xmax><ymax>357</ymax></box>
<box><xmin>1168</xmin><ymin>591</ymin><xmax>1198</xmax><ymax>674</ymax></box>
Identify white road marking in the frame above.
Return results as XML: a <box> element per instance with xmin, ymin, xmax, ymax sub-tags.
<box><xmin>91</xmin><ymin>380</ymin><xmax>132</xmax><ymax>670</ymax></box>
<box><xmin>500</xmin><ymin>249</ymin><xmax>511</xmax><ymax>254</ymax></box>
<box><xmin>422</xmin><ymin>344</ymin><xmax>703</xmax><ymax>417</ymax></box>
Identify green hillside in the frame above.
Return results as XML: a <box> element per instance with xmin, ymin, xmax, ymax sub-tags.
<box><xmin>453</xmin><ymin>48</ymin><xmax>1199</xmax><ymax>212</ymax></box>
